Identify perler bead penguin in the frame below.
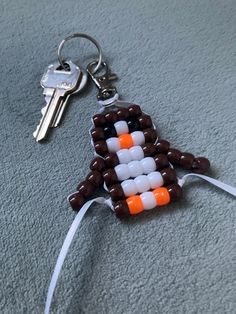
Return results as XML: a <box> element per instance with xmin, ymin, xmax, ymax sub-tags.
<box><xmin>69</xmin><ymin>104</ymin><xmax>210</xmax><ymax>217</ymax></box>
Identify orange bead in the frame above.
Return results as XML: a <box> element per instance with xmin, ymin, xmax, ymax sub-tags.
<box><xmin>126</xmin><ymin>195</ymin><xmax>144</xmax><ymax>215</ymax></box>
<box><xmin>119</xmin><ymin>134</ymin><xmax>134</xmax><ymax>149</ymax></box>
<box><xmin>153</xmin><ymin>187</ymin><xmax>170</xmax><ymax>206</ymax></box>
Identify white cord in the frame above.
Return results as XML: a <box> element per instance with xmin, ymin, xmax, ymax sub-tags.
<box><xmin>45</xmin><ymin>174</ymin><xmax>235</xmax><ymax>314</ymax></box>
<box><xmin>98</xmin><ymin>93</ymin><xmax>119</xmax><ymax>109</ymax></box>
<box><xmin>178</xmin><ymin>173</ymin><xmax>236</xmax><ymax>197</ymax></box>
<box><xmin>44</xmin><ymin>197</ymin><xmax>112</xmax><ymax>314</ymax></box>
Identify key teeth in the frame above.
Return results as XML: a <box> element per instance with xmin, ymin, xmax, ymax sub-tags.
<box><xmin>41</xmin><ymin>106</ymin><xmax>47</xmax><ymax>115</ymax></box>
<box><xmin>33</xmin><ymin>101</ymin><xmax>50</xmax><ymax>141</ymax></box>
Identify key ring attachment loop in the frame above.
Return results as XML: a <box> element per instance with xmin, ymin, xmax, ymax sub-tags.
<box><xmin>57</xmin><ymin>33</ymin><xmax>103</xmax><ymax>73</ymax></box>
<box><xmin>87</xmin><ymin>60</ymin><xmax>119</xmax><ymax>104</ymax></box>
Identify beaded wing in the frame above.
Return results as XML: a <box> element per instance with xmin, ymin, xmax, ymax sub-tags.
<box><xmin>69</xmin><ymin>104</ymin><xmax>210</xmax><ymax>218</ymax></box>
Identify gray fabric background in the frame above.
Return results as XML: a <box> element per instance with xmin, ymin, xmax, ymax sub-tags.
<box><xmin>1</xmin><ymin>0</ymin><xmax>236</xmax><ymax>313</ymax></box>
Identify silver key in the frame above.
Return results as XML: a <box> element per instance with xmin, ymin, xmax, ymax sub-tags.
<box><xmin>33</xmin><ymin>61</ymin><xmax>82</xmax><ymax>142</ymax></box>
<box><xmin>51</xmin><ymin>68</ymin><xmax>88</xmax><ymax>128</ymax></box>
<box><xmin>41</xmin><ymin>69</ymin><xmax>87</xmax><ymax>127</ymax></box>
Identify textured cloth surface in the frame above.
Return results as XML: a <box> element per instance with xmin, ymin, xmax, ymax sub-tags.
<box><xmin>1</xmin><ymin>0</ymin><xmax>236</xmax><ymax>313</ymax></box>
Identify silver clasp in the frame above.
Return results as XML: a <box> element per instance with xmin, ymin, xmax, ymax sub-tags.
<box><xmin>87</xmin><ymin>61</ymin><xmax>118</xmax><ymax>102</ymax></box>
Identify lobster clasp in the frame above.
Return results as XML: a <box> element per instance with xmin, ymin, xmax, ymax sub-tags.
<box><xmin>87</xmin><ymin>61</ymin><xmax>118</xmax><ymax>102</ymax></box>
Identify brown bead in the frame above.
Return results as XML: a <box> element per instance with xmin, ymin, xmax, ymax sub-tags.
<box><xmin>116</xmin><ymin>107</ymin><xmax>130</xmax><ymax>120</ymax></box>
<box><xmin>114</xmin><ymin>200</ymin><xmax>130</xmax><ymax>218</ymax></box>
<box><xmin>154</xmin><ymin>154</ymin><xmax>170</xmax><ymax>170</ymax></box>
<box><xmin>104</xmin><ymin>153</ymin><xmax>119</xmax><ymax>168</ymax></box>
<box><xmin>86</xmin><ymin>170</ymin><xmax>103</xmax><ymax>187</ymax></box>
<box><xmin>103</xmin><ymin>169</ymin><xmax>118</xmax><ymax>186</ymax></box>
<box><xmin>109</xmin><ymin>184</ymin><xmax>125</xmax><ymax>201</ymax></box>
<box><xmin>192</xmin><ymin>157</ymin><xmax>210</xmax><ymax>174</ymax></box>
<box><xmin>94</xmin><ymin>141</ymin><xmax>108</xmax><ymax>156</ymax></box>
<box><xmin>90</xmin><ymin>128</ymin><xmax>105</xmax><ymax>141</ymax></box>
<box><xmin>138</xmin><ymin>115</ymin><xmax>153</xmax><ymax>129</ymax></box>
<box><xmin>105</xmin><ymin>111</ymin><xmax>118</xmax><ymax>123</ymax></box>
<box><xmin>155</xmin><ymin>140</ymin><xmax>170</xmax><ymax>154</ymax></box>
<box><xmin>179</xmin><ymin>152</ymin><xmax>195</xmax><ymax>170</ymax></box>
<box><xmin>90</xmin><ymin>157</ymin><xmax>106</xmax><ymax>172</ymax></box>
<box><xmin>141</xmin><ymin>143</ymin><xmax>157</xmax><ymax>157</ymax></box>
<box><xmin>143</xmin><ymin>128</ymin><xmax>157</xmax><ymax>143</ymax></box>
<box><xmin>167</xmin><ymin>184</ymin><xmax>182</xmax><ymax>201</ymax></box>
<box><xmin>161</xmin><ymin>168</ymin><xmax>177</xmax><ymax>185</ymax></box>
<box><xmin>93</xmin><ymin>114</ymin><xmax>106</xmax><ymax>127</ymax></box>
<box><xmin>128</xmin><ymin>104</ymin><xmax>142</xmax><ymax>117</ymax></box>
<box><xmin>77</xmin><ymin>180</ymin><xmax>95</xmax><ymax>198</ymax></box>
<box><xmin>68</xmin><ymin>192</ymin><xmax>85</xmax><ymax>211</ymax></box>
<box><xmin>167</xmin><ymin>148</ymin><xmax>182</xmax><ymax>164</ymax></box>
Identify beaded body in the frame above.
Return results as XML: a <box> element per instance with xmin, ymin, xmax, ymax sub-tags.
<box><xmin>69</xmin><ymin>104</ymin><xmax>210</xmax><ymax>217</ymax></box>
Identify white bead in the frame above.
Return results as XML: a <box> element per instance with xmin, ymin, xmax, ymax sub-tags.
<box><xmin>128</xmin><ymin>160</ymin><xmax>143</xmax><ymax>178</ymax></box>
<box><xmin>117</xmin><ymin>149</ymin><xmax>132</xmax><ymax>164</ymax></box>
<box><xmin>134</xmin><ymin>175</ymin><xmax>151</xmax><ymax>193</ymax></box>
<box><xmin>121</xmin><ymin>180</ymin><xmax>138</xmax><ymax>196</ymax></box>
<box><xmin>115</xmin><ymin>164</ymin><xmax>130</xmax><ymax>181</ymax></box>
<box><xmin>141</xmin><ymin>157</ymin><xmax>156</xmax><ymax>174</ymax></box>
<box><xmin>106</xmin><ymin>137</ymin><xmax>120</xmax><ymax>153</ymax></box>
<box><xmin>140</xmin><ymin>192</ymin><xmax>156</xmax><ymax>210</ymax></box>
<box><xmin>129</xmin><ymin>146</ymin><xmax>144</xmax><ymax>161</ymax></box>
<box><xmin>147</xmin><ymin>171</ymin><xmax>164</xmax><ymax>189</ymax></box>
<box><xmin>114</xmin><ymin>121</ymin><xmax>129</xmax><ymax>136</ymax></box>
<box><xmin>131</xmin><ymin>131</ymin><xmax>145</xmax><ymax>146</ymax></box>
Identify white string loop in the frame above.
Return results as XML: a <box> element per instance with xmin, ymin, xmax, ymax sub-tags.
<box><xmin>45</xmin><ymin>174</ymin><xmax>235</xmax><ymax>314</ymax></box>
<box><xmin>45</xmin><ymin>197</ymin><xmax>112</xmax><ymax>314</ymax></box>
<box><xmin>98</xmin><ymin>93</ymin><xmax>119</xmax><ymax>110</ymax></box>
<box><xmin>178</xmin><ymin>173</ymin><xmax>236</xmax><ymax>197</ymax></box>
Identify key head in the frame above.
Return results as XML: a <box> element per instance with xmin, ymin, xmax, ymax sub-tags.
<box><xmin>41</xmin><ymin>60</ymin><xmax>81</xmax><ymax>93</ymax></box>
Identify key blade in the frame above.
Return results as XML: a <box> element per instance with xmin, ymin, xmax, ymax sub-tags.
<box><xmin>33</xmin><ymin>89</ymin><xmax>65</xmax><ymax>141</ymax></box>
<box><xmin>51</xmin><ymin>95</ymin><xmax>69</xmax><ymax>128</ymax></box>
<box><xmin>51</xmin><ymin>69</ymin><xmax>88</xmax><ymax>128</ymax></box>
<box><xmin>33</xmin><ymin>101</ymin><xmax>50</xmax><ymax>139</ymax></box>
<box><xmin>51</xmin><ymin>70</ymin><xmax>83</xmax><ymax>128</ymax></box>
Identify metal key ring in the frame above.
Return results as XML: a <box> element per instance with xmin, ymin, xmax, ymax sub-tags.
<box><xmin>57</xmin><ymin>33</ymin><xmax>102</xmax><ymax>73</ymax></box>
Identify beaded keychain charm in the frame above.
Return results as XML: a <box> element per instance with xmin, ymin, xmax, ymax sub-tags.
<box><xmin>69</xmin><ymin>78</ymin><xmax>211</xmax><ymax>217</ymax></box>
<box><xmin>42</xmin><ymin>33</ymin><xmax>236</xmax><ymax>314</ymax></box>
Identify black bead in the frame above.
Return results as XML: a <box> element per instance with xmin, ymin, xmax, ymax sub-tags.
<box><xmin>103</xmin><ymin>124</ymin><xmax>117</xmax><ymax>138</ymax></box>
<box><xmin>127</xmin><ymin>118</ymin><xmax>141</xmax><ymax>133</ymax></box>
